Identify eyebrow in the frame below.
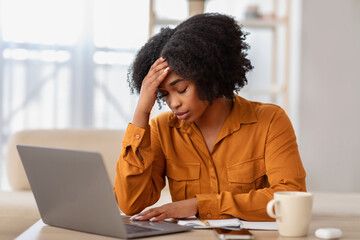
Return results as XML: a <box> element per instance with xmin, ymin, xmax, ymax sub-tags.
<box><xmin>170</xmin><ymin>79</ymin><xmax>185</xmax><ymax>86</ymax></box>
<box><xmin>158</xmin><ymin>79</ymin><xmax>185</xmax><ymax>90</ymax></box>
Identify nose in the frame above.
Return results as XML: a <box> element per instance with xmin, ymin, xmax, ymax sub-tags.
<box><xmin>167</xmin><ymin>95</ymin><xmax>181</xmax><ymax>110</ymax></box>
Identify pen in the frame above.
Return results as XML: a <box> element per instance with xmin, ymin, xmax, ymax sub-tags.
<box><xmin>199</xmin><ymin>219</ymin><xmax>210</xmax><ymax>226</ymax></box>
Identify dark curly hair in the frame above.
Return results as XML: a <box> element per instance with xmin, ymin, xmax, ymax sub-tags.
<box><xmin>127</xmin><ymin>13</ymin><xmax>253</xmax><ymax>106</ymax></box>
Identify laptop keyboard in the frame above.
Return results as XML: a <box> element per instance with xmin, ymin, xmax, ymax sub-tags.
<box><xmin>125</xmin><ymin>223</ymin><xmax>162</xmax><ymax>234</ymax></box>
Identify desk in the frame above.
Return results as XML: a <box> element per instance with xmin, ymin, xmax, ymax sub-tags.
<box><xmin>15</xmin><ymin>215</ymin><xmax>360</xmax><ymax>240</ymax></box>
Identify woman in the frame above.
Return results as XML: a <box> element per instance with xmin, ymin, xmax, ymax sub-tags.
<box><xmin>113</xmin><ymin>13</ymin><xmax>306</xmax><ymax>222</ymax></box>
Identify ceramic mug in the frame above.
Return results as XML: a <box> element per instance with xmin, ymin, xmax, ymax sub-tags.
<box><xmin>267</xmin><ymin>191</ymin><xmax>313</xmax><ymax>237</ymax></box>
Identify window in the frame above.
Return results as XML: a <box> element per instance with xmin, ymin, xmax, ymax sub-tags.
<box><xmin>0</xmin><ymin>0</ymin><xmax>150</xmax><ymax>189</ymax></box>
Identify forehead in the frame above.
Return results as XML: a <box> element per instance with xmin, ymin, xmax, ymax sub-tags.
<box><xmin>159</xmin><ymin>71</ymin><xmax>185</xmax><ymax>89</ymax></box>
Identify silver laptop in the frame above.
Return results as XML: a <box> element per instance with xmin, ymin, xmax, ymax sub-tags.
<box><xmin>17</xmin><ymin>145</ymin><xmax>192</xmax><ymax>239</ymax></box>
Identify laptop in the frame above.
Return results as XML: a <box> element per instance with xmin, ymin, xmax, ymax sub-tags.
<box><xmin>17</xmin><ymin>145</ymin><xmax>192</xmax><ymax>239</ymax></box>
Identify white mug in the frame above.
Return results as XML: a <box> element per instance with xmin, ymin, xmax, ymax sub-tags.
<box><xmin>267</xmin><ymin>191</ymin><xmax>313</xmax><ymax>237</ymax></box>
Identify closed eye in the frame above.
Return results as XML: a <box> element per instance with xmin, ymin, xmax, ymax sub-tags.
<box><xmin>178</xmin><ymin>87</ymin><xmax>187</xmax><ymax>94</ymax></box>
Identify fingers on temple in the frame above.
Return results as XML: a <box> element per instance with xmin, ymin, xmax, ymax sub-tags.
<box><xmin>149</xmin><ymin>58</ymin><xmax>167</xmax><ymax>72</ymax></box>
<box><xmin>146</xmin><ymin>69</ymin><xmax>169</xmax><ymax>89</ymax></box>
<box><xmin>149</xmin><ymin>60</ymin><xmax>168</xmax><ymax>77</ymax></box>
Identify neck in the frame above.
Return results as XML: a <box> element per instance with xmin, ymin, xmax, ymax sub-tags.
<box><xmin>194</xmin><ymin>97</ymin><xmax>233</xmax><ymax>130</ymax></box>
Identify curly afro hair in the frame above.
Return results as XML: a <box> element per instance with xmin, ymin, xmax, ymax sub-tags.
<box><xmin>127</xmin><ymin>13</ymin><xmax>253</xmax><ymax>105</ymax></box>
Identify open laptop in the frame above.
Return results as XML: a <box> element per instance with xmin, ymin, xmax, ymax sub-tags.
<box><xmin>17</xmin><ymin>145</ymin><xmax>192</xmax><ymax>239</ymax></box>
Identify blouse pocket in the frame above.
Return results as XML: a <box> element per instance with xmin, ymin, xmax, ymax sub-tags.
<box><xmin>166</xmin><ymin>161</ymin><xmax>200</xmax><ymax>201</ymax></box>
<box><xmin>227</xmin><ymin>158</ymin><xmax>267</xmax><ymax>193</ymax></box>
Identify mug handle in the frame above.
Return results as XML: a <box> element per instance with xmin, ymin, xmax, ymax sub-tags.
<box><xmin>266</xmin><ymin>199</ymin><xmax>280</xmax><ymax>219</ymax></box>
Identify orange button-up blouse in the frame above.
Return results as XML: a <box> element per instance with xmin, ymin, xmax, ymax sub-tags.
<box><xmin>113</xmin><ymin>95</ymin><xmax>306</xmax><ymax>221</ymax></box>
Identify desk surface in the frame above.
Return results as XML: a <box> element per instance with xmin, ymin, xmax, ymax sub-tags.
<box><xmin>15</xmin><ymin>215</ymin><xmax>360</xmax><ymax>240</ymax></box>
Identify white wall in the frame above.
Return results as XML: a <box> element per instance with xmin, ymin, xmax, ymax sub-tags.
<box><xmin>299</xmin><ymin>0</ymin><xmax>360</xmax><ymax>192</ymax></box>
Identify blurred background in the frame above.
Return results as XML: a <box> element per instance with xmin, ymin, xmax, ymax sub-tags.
<box><xmin>0</xmin><ymin>0</ymin><xmax>359</xmax><ymax>193</ymax></box>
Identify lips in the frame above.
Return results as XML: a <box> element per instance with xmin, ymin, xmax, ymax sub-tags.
<box><xmin>175</xmin><ymin>111</ymin><xmax>189</xmax><ymax>120</ymax></box>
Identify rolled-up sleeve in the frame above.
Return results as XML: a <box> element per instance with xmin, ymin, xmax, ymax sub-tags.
<box><xmin>114</xmin><ymin>123</ymin><xmax>166</xmax><ymax>215</ymax></box>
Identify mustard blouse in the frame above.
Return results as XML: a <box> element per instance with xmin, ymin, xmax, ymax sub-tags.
<box><xmin>114</xmin><ymin>95</ymin><xmax>306</xmax><ymax>221</ymax></box>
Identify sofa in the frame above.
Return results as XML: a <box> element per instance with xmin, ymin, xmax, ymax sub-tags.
<box><xmin>1</xmin><ymin>129</ymin><xmax>359</xmax><ymax>240</ymax></box>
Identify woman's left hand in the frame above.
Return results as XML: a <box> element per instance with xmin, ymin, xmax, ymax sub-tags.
<box><xmin>130</xmin><ymin>198</ymin><xmax>198</xmax><ymax>222</ymax></box>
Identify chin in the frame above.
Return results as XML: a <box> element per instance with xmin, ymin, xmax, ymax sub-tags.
<box><xmin>184</xmin><ymin>115</ymin><xmax>197</xmax><ymax>123</ymax></box>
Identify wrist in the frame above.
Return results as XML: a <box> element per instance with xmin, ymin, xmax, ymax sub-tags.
<box><xmin>132</xmin><ymin>108</ymin><xmax>150</xmax><ymax>128</ymax></box>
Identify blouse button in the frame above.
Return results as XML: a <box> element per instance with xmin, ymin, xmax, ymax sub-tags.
<box><xmin>135</xmin><ymin>134</ymin><xmax>140</xmax><ymax>139</ymax></box>
<box><xmin>206</xmin><ymin>213</ymin><xmax>212</xmax><ymax>218</ymax></box>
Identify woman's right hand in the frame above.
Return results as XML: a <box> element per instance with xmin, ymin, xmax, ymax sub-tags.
<box><xmin>132</xmin><ymin>58</ymin><xmax>169</xmax><ymax>127</ymax></box>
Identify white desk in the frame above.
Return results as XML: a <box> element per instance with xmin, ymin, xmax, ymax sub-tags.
<box><xmin>4</xmin><ymin>192</ymin><xmax>360</xmax><ymax>240</ymax></box>
<box><xmin>15</xmin><ymin>215</ymin><xmax>360</xmax><ymax>240</ymax></box>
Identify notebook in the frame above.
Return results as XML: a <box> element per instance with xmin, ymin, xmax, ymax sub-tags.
<box><xmin>17</xmin><ymin>145</ymin><xmax>192</xmax><ymax>239</ymax></box>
